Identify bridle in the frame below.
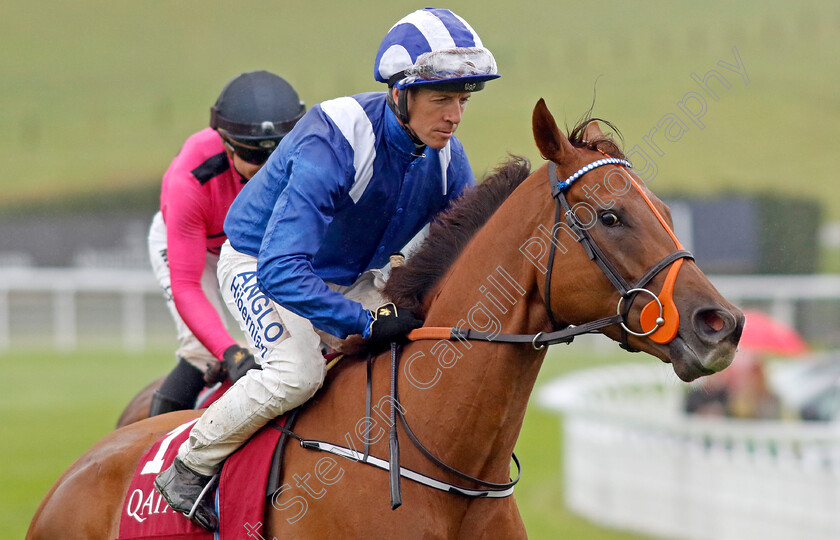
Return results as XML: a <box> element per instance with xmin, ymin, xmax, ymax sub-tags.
<box><xmin>544</xmin><ymin>157</ymin><xmax>694</xmax><ymax>348</ymax></box>
<box><xmin>407</xmin><ymin>155</ymin><xmax>694</xmax><ymax>349</ymax></box>
<box><xmin>288</xmin><ymin>155</ymin><xmax>696</xmax><ymax>509</ymax></box>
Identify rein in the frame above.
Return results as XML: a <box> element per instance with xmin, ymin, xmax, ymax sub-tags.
<box><xmin>284</xmin><ymin>156</ymin><xmax>694</xmax><ymax>510</ymax></box>
<box><xmin>408</xmin><ymin>157</ymin><xmax>694</xmax><ymax>350</ymax></box>
<box><xmin>275</xmin><ymin>344</ymin><xmax>521</xmax><ymax>507</ymax></box>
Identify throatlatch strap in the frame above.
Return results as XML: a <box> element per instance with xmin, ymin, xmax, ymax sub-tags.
<box><xmin>544</xmin><ymin>193</ymin><xmax>563</xmax><ymax>328</ymax></box>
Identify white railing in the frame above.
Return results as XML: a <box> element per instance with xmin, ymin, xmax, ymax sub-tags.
<box><xmin>710</xmin><ymin>274</ymin><xmax>840</xmax><ymax>328</ymax></box>
<box><xmin>0</xmin><ymin>267</ymin><xmax>164</xmax><ymax>351</ymax></box>
<box><xmin>538</xmin><ymin>363</ymin><xmax>840</xmax><ymax>540</ymax></box>
<box><xmin>0</xmin><ymin>270</ymin><xmax>839</xmax><ymax>351</ymax></box>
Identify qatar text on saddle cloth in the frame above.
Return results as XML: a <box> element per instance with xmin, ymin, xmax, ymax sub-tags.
<box><xmin>117</xmin><ymin>416</ymin><xmax>286</xmax><ymax>539</ymax></box>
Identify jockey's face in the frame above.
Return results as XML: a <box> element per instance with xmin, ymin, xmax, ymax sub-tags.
<box><xmin>401</xmin><ymin>87</ymin><xmax>471</xmax><ymax>149</ymax></box>
<box><xmin>224</xmin><ymin>148</ymin><xmax>264</xmax><ymax>181</ymax></box>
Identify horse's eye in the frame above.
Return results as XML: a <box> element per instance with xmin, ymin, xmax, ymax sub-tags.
<box><xmin>600</xmin><ymin>211</ymin><xmax>621</xmax><ymax>227</ymax></box>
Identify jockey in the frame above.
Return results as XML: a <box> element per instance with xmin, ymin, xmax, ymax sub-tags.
<box><xmin>155</xmin><ymin>8</ymin><xmax>500</xmax><ymax>531</ymax></box>
<box><xmin>148</xmin><ymin>71</ymin><xmax>305</xmax><ymax>417</ymax></box>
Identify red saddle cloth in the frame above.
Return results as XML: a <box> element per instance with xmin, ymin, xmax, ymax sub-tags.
<box><xmin>195</xmin><ymin>381</ymin><xmax>231</xmax><ymax>410</ymax></box>
<box><xmin>117</xmin><ymin>416</ymin><xmax>287</xmax><ymax>539</ymax></box>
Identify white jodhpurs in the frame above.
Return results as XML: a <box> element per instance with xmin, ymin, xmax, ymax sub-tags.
<box><xmin>178</xmin><ymin>240</ymin><xmax>386</xmax><ymax>475</ymax></box>
<box><xmin>148</xmin><ymin>212</ymin><xmax>226</xmax><ymax>372</ymax></box>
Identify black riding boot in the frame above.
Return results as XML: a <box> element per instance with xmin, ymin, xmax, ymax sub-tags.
<box><xmin>155</xmin><ymin>457</ymin><xmax>219</xmax><ymax>531</ymax></box>
<box><xmin>149</xmin><ymin>357</ymin><xmax>207</xmax><ymax>417</ymax></box>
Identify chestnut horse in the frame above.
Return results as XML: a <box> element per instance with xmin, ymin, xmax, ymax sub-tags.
<box><xmin>116</xmin><ymin>376</ymin><xmax>164</xmax><ymax>428</ymax></box>
<box><xmin>28</xmin><ymin>100</ymin><xmax>742</xmax><ymax>539</ymax></box>
<box><xmin>116</xmin><ymin>377</ymin><xmax>230</xmax><ymax>428</ymax></box>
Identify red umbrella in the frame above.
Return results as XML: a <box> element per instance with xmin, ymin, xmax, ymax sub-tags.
<box><xmin>739</xmin><ymin>309</ymin><xmax>808</xmax><ymax>356</ymax></box>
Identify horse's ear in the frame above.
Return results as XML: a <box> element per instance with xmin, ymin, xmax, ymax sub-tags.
<box><xmin>583</xmin><ymin>120</ymin><xmax>605</xmax><ymax>142</ymax></box>
<box><xmin>532</xmin><ymin>98</ymin><xmax>575</xmax><ymax>162</ymax></box>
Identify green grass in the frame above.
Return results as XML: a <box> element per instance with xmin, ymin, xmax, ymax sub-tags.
<box><xmin>1</xmin><ymin>344</ymin><xmax>655</xmax><ymax>539</ymax></box>
<box><xmin>1</xmin><ymin>0</ymin><xmax>839</xmax><ymax>219</ymax></box>
<box><xmin>0</xmin><ymin>347</ymin><xmax>175</xmax><ymax>539</ymax></box>
<box><xmin>516</xmin><ymin>348</ymin><xmax>654</xmax><ymax>540</ymax></box>
<box><xmin>821</xmin><ymin>247</ymin><xmax>840</xmax><ymax>273</ymax></box>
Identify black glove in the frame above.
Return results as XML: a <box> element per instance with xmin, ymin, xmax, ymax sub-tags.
<box><xmin>205</xmin><ymin>345</ymin><xmax>257</xmax><ymax>385</ymax></box>
<box><xmin>366</xmin><ymin>303</ymin><xmax>424</xmax><ymax>346</ymax></box>
<box><xmin>222</xmin><ymin>344</ymin><xmax>257</xmax><ymax>383</ymax></box>
<box><xmin>203</xmin><ymin>360</ymin><xmax>227</xmax><ymax>386</ymax></box>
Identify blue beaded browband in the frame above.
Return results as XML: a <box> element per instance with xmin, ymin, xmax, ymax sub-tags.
<box><xmin>555</xmin><ymin>158</ymin><xmax>633</xmax><ymax>193</ymax></box>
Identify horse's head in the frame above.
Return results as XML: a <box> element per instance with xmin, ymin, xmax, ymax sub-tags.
<box><xmin>531</xmin><ymin>99</ymin><xmax>743</xmax><ymax>381</ymax></box>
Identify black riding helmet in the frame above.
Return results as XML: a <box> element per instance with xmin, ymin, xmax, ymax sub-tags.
<box><xmin>210</xmin><ymin>71</ymin><xmax>305</xmax><ymax>164</ymax></box>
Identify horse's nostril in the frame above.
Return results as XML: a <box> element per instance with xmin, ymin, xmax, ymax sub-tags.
<box><xmin>693</xmin><ymin>308</ymin><xmax>736</xmax><ymax>343</ymax></box>
<box><xmin>701</xmin><ymin>310</ymin><xmax>725</xmax><ymax>333</ymax></box>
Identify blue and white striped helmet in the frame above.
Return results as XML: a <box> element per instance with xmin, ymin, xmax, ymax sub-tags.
<box><xmin>375</xmin><ymin>7</ymin><xmax>500</xmax><ymax>92</ymax></box>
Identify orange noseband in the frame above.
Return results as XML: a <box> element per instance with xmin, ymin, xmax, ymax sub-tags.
<box><xmin>624</xmin><ymin>172</ymin><xmax>685</xmax><ymax>343</ymax></box>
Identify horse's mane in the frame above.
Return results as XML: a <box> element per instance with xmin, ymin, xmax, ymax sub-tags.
<box><xmin>384</xmin><ymin>155</ymin><xmax>531</xmax><ymax>313</ymax></box>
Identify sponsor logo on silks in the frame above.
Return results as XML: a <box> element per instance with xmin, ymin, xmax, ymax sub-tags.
<box><xmin>230</xmin><ymin>271</ymin><xmax>284</xmax><ymax>358</ymax></box>
<box><xmin>125</xmin><ymin>487</ymin><xmax>173</xmax><ymax>523</ymax></box>
<box><xmin>232</xmin><ymin>349</ymin><xmax>248</xmax><ymax>365</ymax></box>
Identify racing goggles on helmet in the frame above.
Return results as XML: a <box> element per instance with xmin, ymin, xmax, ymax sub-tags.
<box><xmin>393</xmin><ymin>47</ymin><xmax>500</xmax><ymax>91</ymax></box>
<box><xmin>210</xmin><ymin>106</ymin><xmax>304</xmax><ymax>140</ymax></box>
<box><xmin>219</xmin><ymin>131</ymin><xmax>278</xmax><ymax>165</ymax></box>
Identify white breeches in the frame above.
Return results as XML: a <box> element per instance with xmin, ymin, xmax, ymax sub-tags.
<box><xmin>178</xmin><ymin>240</ymin><xmax>386</xmax><ymax>474</ymax></box>
<box><xmin>148</xmin><ymin>212</ymin><xmax>226</xmax><ymax>372</ymax></box>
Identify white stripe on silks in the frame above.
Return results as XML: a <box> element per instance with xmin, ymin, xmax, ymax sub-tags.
<box><xmin>439</xmin><ymin>143</ymin><xmax>451</xmax><ymax>196</ymax></box>
<box><xmin>400</xmin><ymin>9</ymin><xmax>457</xmax><ymax>51</ymax></box>
<box><xmin>450</xmin><ymin>12</ymin><xmax>483</xmax><ymax>47</ymax></box>
<box><xmin>320</xmin><ymin>97</ymin><xmax>376</xmax><ymax>203</ymax></box>
<box><xmin>378</xmin><ymin>44</ymin><xmax>412</xmax><ymax>81</ymax></box>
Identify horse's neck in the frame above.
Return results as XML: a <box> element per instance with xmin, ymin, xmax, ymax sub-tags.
<box><xmin>425</xmin><ymin>172</ymin><xmax>552</xmax><ymax>332</ymax></box>
<box><xmin>401</xmin><ymin>176</ymin><xmax>552</xmax><ymax>479</ymax></box>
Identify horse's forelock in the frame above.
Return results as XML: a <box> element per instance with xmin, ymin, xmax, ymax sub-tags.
<box><xmin>567</xmin><ymin>117</ymin><xmax>626</xmax><ymax>160</ymax></box>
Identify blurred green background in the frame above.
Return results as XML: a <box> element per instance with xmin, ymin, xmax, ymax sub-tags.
<box><xmin>2</xmin><ymin>0</ymin><xmax>838</xmax><ymax>219</ymax></box>
<box><xmin>2</xmin><ymin>0</ymin><xmax>839</xmax><ymax>538</ymax></box>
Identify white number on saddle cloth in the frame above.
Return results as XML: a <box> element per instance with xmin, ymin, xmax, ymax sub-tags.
<box><xmin>140</xmin><ymin>418</ymin><xmax>200</xmax><ymax>475</ymax></box>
